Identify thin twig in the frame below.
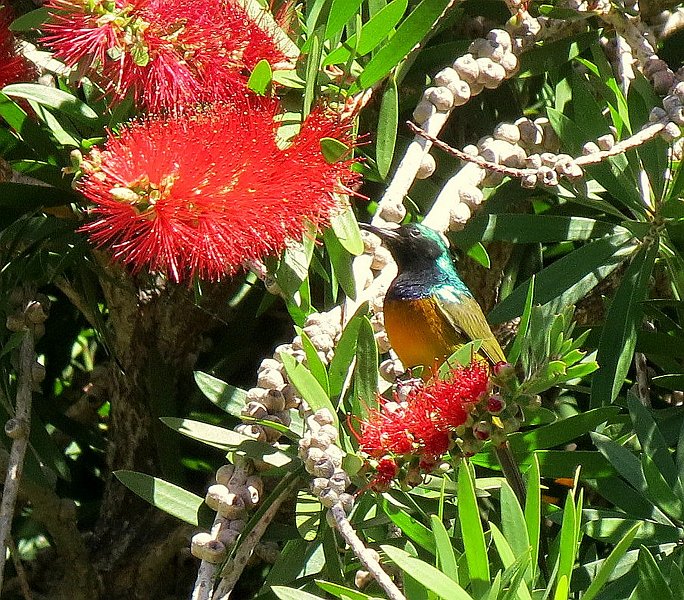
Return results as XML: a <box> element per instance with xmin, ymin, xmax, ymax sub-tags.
<box><xmin>329</xmin><ymin>503</ymin><xmax>406</xmax><ymax>600</ymax></box>
<box><xmin>7</xmin><ymin>536</ymin><xmax>32</xmax><ymax>600</ymax></box>
<box><xmin>407</xmin><ymin>119</ymin><xmax>668</xmax><ymax>173</ymax></box>
<box><xmin>212</xmin><ymin>475</ymin><xmax>302</xmax><ymax>600</ymax></box>
<box><xmin>0</xmin><ymin>328</ymin><xmax>35</xmax><ymax>590</ymax></box>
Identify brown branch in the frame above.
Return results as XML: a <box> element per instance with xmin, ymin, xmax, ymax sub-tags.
<box><xmin>0</xmin><ymin>329</ymin><xmax>35</xmax><ymax>590</ymax></box>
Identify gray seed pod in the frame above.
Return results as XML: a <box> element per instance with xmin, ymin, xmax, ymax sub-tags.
<box><xmin>463</xmin><ymin>144</ymin><xmax>479</xmax><ymax>156</ymax></box>
<box><xmin>378</xmin><ymin>201</ymin><xmax>406</xmax><ymax>223</ymax></box>
<box><xmin>312</xmin><ymin>409</ymin><xmax>335</xmax><ymax>427</ymax></box>
<box><xmin>360</xmin><ymin>229</ymin><xmax>381</xmax><ymax>254</ymax></box>
<box><xmin>493</xmin><ymin>122</ymin><xmax>521</xmax><ymax>144</ymax></box>
<box><xmin>191</xmin><ymin>533</ymin><xmax>226</xmax><ymax>563</ymax></box>
<box><xmin>258</xmin><ymin>358</ymin><xmax>282</xmax><ymax>373</ymax></box>
<box><xmin>662</xmin><ymin>122</ymin><xmax>682</xmax><ymax>142</ymax></box>
<box><xmin>413</xmin><ymin>99</ymin><xmax>437</xmax><ymax>123</ymax></box>
<box><xmin>375</xmin><ymin>331</ymin><xmax>392</xmax><ymax>353</ymax></box>
<box><xmin>218</xmin><ymin>528</ymin><xmax>240</xmax><ymax>547</ymax></box>
<box><xmin>319</xmin><ymin>487</ymin><xmax>339</xmax><ymax>508</ymax></box>
<box><xmin>644</xmin><ymin>58</ymin><xmax>669</xmax><ymax>79</ymax></box>
<box><xmin>450</xmin><ymin>202</ymin><xmax>472</xmax><ymax>229</ymax></box>
<box><xmin>379</xmin><ymin>358</ymin><xmax>404</xmax><ymax>382</ymax></box>
<box><xmin>487</xmin><ymin>29</ymin><xmax>513</xmax><ymax>53</ymax></box>
<box><xmin>339</xmin><ymin>492</ymin><xmax>355</xmax><ymax>513</ymax></box>
<box><xmin>521</xmin><ymin>173</ymin><xmax>538</xmax><ymax>188</ymax></box>
<box><xmin>205</xmin><ymin>484</ymin><xmax>231</xmax><ymax>512</ymax></box>
<box><xmin>371</xmin><ymin>245</ymin><xmax>392</xmax><ymax>271</ymax></box>
<box><xmin>416</xmin><ymin>153</ymin><xmax>436</xmax><ymax>179</ymax></box>
<box><xmin>476</xmin><ymin>58</ymin><xmax>506</xmax><ymax>89</ymax></box>
<box><xmin>517</xmin><ymin>119</ymin><xmax>544</xmax><ymax>145</ymax></box>
<box><xmin>673</xmin><ymin>81</ymin><xmax>684</xmax><ymax>101</ymax></box>
<box><xmin>650</xmin><ymin>106</ymin><xmax>668</xmax><ymax>122</ymax></box>
<box><xmin>311</xmin><ymin>477</ymin><xmax>329</xmax><ymax>495</ymax></box>
<box><xmin>525</xmin><ymin>153</ymin><xmax>542</xmax><ymax>168</ymax></box>
<box><xmin>312</xmin><ymin>458</ymin><xmax>336</xmax><ymax>478</ymax></box>
<box><xmin>242</xmin><ymin>401</ymin><xmax>268</xmax><ymax>420</ymax></box>
<box><xmin>453</xmin><ymin>54</ymin><xmax>479</xmax><ymax>84</ymax></box>
<box><xmin>653</xmin><ymin>70</ymin><xmax>675</xmax><ymax>95</ymax></box>
<box><xmin>499</xmin><ymin>52</ymin><xmax>519</xmax><ymax>76</ymax></box>
<box><xmin>215</xmin><ymin>464</ymin><xmax>235</xmax><ymax>486</ymax></box>
<box><xmin>539</xmin><ymin>166</ymin><xmax>559</xmax><ymax>186</ymax></box>
<box><xmin>597</xmin><ymin>134</ymin><xmax>615</xmax><ymax>150</ymax></box>
<box><xmin>235</xmin><ymin>423</ymin><xmax>267</xmax><ymax>442</ymax></box>
<box><xmin>426</xmin><ymin>86</ymin><xmax>455</xmax><ymax>111</ymax></box>
<box><xmin>458</xmin><ymin>185</ymin><xmax>484</xmax><ymax>207</ymax></box>
<box><xmin>468</xmin><ymin>80</ymin><xmax>485</xmax><ymax>96</ymax></box>
<box><xmin>257</xmin><ymin>368</ymin><xmax>285</xmax><ymax>390</ymax></box>
<box><xmin>582</xmin><ymin>141</ymin><xmax>600</xmax><ymax>155</ymax></box>
<box><xmin>555</xmin><ymin>156</ymin><xmax>583</xmax><ymax>179</ymax></box>
<box><xmin>482</xmin><ymin>170</ymin><xmax>505</xmax><ymax>188</ymax></box>
<box><xmin>262</xmin><ymin>389</ymin><xmax>286</xmax><ymax>413</ymax></box>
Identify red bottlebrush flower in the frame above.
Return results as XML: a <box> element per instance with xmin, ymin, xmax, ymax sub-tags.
<box><xmin>78</xmin><ymin>99</ymin><xmax>358</xmax><ymax>282</ymax></box>
<box><xmin>41</xmin><ymin>0</ymin><xmax>287</xmax><ymax>111</ymax></box>
<box><xmin>0</xmin><ymin>5</ymin><xmax>36</xmax><ymax>88</ymax></box>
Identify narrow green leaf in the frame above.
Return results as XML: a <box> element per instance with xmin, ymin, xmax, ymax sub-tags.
<box><xmin>524</xmin><ymin>455</ymin><xmax>541</xmax><ymax>582</ymax></box>
<box><xmin>490</xmin><ymin>524</ymin><xmax>533</xmax><ymax>600</ymax></box>
<box><xmin>323</xmin><ymin>0</ymin><xmax>408</xmax><ymax>65</ymax></box>
<box><xmin>353</xmin><ymin>316</ymin><xmax>378</xmax><ymax>418</ymax></box>
<box><xmin>592</xmin><ymin>241</ymin><xmax>658</xmax><ymax>406</ymax></box>
<box><xmin>500</xmin><ymin>481</ymin><xmax>530</xmax><ymax>561</ymax></box>
<box><xmin>641</xmin><ymin>453</ymin><xmax>684</xmax><ymax>519</ymax></box>
<box><xmin>376</xmin><ymin>77</ymin><xmax>398</xmax><ymax>179</ymax></box>
<box><xmin>160</xmin><ymin>417</ymin><xmax>248</xmax><ymax>450</ymax></box>
<box><xmin>557</xmin><ymin>492</ymin><xmax>578</xmax><ymax>591</ymax></box>
<box><xmin>381</xmin><ymin>546</ymin><xmax>473</xmax><ymax>600</ymax></box>
<box><xmin>324</xmin><ymin>0</ymin><xmax>364</xmax><ymax>40</ymax></box>
<box><xmin>299</xmin><ymin>330</ymin><xmax>331</xmax><ymax>396</ymax></box>
<box><xmin>553</xmin><ymin>575</ymin><xmax>569</xmax><ymax>600</ymax></box>
<box><xmin>458</xmin><ymin>461</ymin><xmax>490</xmax><ymax>595</ymax></box>
<box><xmin>4</xmin><ymin>83</ymin><xmax>99</xmax><ymax>123</ymax></box>
<box><xmin>114</xmin><ymin>470</ymin><xmax>212</xmax><ymax>526</ymax></box>
<box><xmin>247</xmin><ymin>59</ymin><xmax>273</xmax><ymax>95</ymax></box>
<box><xmin>273</xmin><ymin>586</ymin><xmax>325</xmax><ymax>600</ymax></box>
<box><xmin>430</xmin><ymin>515</ymin><xmax>459</xmax><ymax>583</ymax></box>
<box><xmin>381</xmin><ymin>497</ymin><xmax>435</xmax><ymax>553</ymax></box>
<box><xmin>328</xmin><ymin>307</ymin><xmax>367</xmax><ymax>398</ymax></box>
<box><xmin>582</xmin><ymin>524</ymin><xmax>640</xmax><ymax>600</ymax></box>
<box><xmin>584</xmin><ymin>518</ymin><xmax>680</xmax><ymax>544</ymax></box>
<box><xmin>330</xmin><ymin>208</ymin><xmax>364</xmax><ymax>256</ymax></box>
<box><xmin>320</xmin><ymin>137</ymin><xmax>351</xmax><ymax>163</ymax></box>
<box><xmin>356</xmin><ymin>0</ymin><xmax>452</xmax><ymax>90</ymax></box>
<box><xmin>194</xmin><ymin>371</ymin><xmax>247</xmax><ymax>417</ymax></box>
<box><xmin>506</xmin><ymin>276</ymin><xmax>535</xmax><ymax>365</ymax></box>
<box><xmin>303</xmin><ymin>30</ymin><xmax>322</xmax><ymax>118</ymax></box>
<box><xmin>635</xmin><ymin>546</ymin><xmax>674</xmax><ymax>600</ymax></box>
<box><xmin>324</xmin><ymin>226</ymin><xmax>357</xmax><ymax>300</ymax></box>
<box><xmin>296</xmin><ymin>491</ymin><xmax>321</xmax><ymax>541</ymax></box>
<box><xmin>280</xmin><ymin>352</ymin><xmax>338</xmax><ymax>426</ymax></box>
<box><xmin>8</xmin><ymin>7</ymin><xmax>48</xmax><ymax>31</ymax></box>
<box><xmin>315</xmin><ymin>580</ymin><xmax>377</xmax><ymax>600</ymax></box>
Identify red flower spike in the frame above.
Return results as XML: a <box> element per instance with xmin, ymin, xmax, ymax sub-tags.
<box><xmin>41</xmin><ymin>0</ymin><xmax>286</xmax><ymax>111</ymax></box>
<box><xmin>78</xmin><ymin>99</ymin><xmax>359</xmax><ymax>282</ymax></box>
<box><xmin>0</xmin><ymin>6</ymin><xmax>36</xmax><ymax>88</ymax></box>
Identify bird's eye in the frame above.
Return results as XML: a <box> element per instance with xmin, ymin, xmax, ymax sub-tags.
<box><xmin>409</xmin><ymin>228</ymin><xmax>420</xmax><ymax>238</ymax></box>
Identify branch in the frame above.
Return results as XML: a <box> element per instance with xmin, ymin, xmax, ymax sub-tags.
<box><xmin>0</xmin><ymin>327</ymin><xmax>36</xmax><ymax>589</ymax></box>
<box><xmin>329</xmin><ymin>503</ymin><xmax>405</xmax><ymax>600</ymax></box>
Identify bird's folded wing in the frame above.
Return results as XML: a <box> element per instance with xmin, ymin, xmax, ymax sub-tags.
<box><xmin>434</xmin><ymin>289</ymin><xmax>506</xmax><ymax>364</ymax></box>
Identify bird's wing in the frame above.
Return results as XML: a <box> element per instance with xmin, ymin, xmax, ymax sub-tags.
<box><xmin>434</xmin><ymin>288</ymin><xmax>506</xmax><ymax>364</ymax></box>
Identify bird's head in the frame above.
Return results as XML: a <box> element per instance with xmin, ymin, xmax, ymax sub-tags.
<box><xmin>359</xmin><ymin>222</ymin><xmax>451</xmax><ymax>272</ymax></box>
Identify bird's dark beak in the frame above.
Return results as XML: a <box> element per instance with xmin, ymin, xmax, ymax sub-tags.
<box><xmin>358</xmin><ymin>222</ymin><xmax>401</xmax><ymax>244</ymax></box>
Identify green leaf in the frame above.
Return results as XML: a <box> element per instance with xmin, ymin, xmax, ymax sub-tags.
<box><xmin>506</xmin><ymin>276</ymin><xmax>535</xmax><ymax>366</ymax></box>
<box><xmin>490</xmin><ymin>232</ymin><xmax>634</xmax><ymax>324</ymax></box>
<box><xmin>376</xmin><ymin>76</ymin><xmax>399</xmax><ymax>179</ymax></box>
<box><xmin>355</xmin><ymin>0</ymin><xmax>452</xmax><ymax>91</ymax></box>
<box><xmin>299</xmin><ymin>330</ymin><xmax>330</xmax><ymax>395</ymax></box>
<box><xmin>160</xmin><ymin>417</ymin><xmax>250</xmax><ymax>450</ymax></box>
<box><xmin>591</xmin><ymin>241</ymin><xmax>658</xmax><ymax>406</ymax></box>
<box><xmin>320</xmin><ymin>137</ymin><xmax>351</xmax><ymax>164</ymax></box>
<box><xmin>325</xmin><ymin>0</ymin><xmax>364</xmax><ymax>40</ymax></box>
<box><xmin>280</xmin><ymin>352</ymin><xmax>338</xmax><ymax>427</ymax></box>
<box><xmin>315</xmin><ymin>580</ymin><xmax>377</xmax><ymax>600</ymax></box>
<box><xmin>324</xmin><ymin>226</ymin><xmax>357</xmax><ymax>300</ymax></box>
<box><xmin>458</xmin><ymin>462</ymin><xmax>490</xmax><ymax>596</ymax></box>
<box><xmin>635</xmin><ymin>546</ymin><xmax>675</xmax><ymax>600</ymax></box>
<box><xmin>431</xmin><ymin>514</ymin><xmax>459</xmax><ymax>583</ymax></box>
<box><xmin>557</xmin><ymin>491</ymin><xmax>579</xmax><ymax>591</ymax></box>
<box><xmin>330</xmin><ymin>208</ymin><xmax>364</xmax><ymax>256</ymax></box>
<box><xmin>3</xmin><ymin>83</ymin><xmax>100</xmax><ymax>124</ymax></box>
<box><xmin>193</xmin><ymin>371</ymin><xmax>247</xmax><ymax>417</ymax></box>
<box><xmin>381</xmin><ymin>546</ymin><xmax>473</xmax><ymax>600</ymax></box>
<box><xmin>328</xmin><ymin>307</ymin><xmax>367</xmax><ymax>398</ymax></box>
<box><xmin>303</xmin><ymin>30</ymin><xmax>323</xmax><ymax>118</ymax></box>
<box><xmin>582</xmin><ymin>524</ymin><xmax>640</xmax><ymax>600</ymax></box>
<box><xmin>524</xmin><ymin>455</ymin><xmax>541</xmax><ymax>582</ymax></box>
<box><xmin>273</xmin><ymin>587</ymin><xmax>325</xmax><ymax>600</ymax></box>
<box><xmin>489</xmin><ymin>523</ymin><xmax>533</xmax><ymax>600</ymax></box>
<box><xmin>641</xmin><ymin>453</ymin><xmax>684</xmax><ymax>519</ymax></box>
<box><xmin>381</xmin><ymin>496</ymin><xmax>435</xmax><ymax>553</ymax></box>
<box><xmin>247</xmin><ymin>59</ymin><xmax>273</xmax><ymax>95</ymax></box>
<box><xmin>353</xmin><ymin>316</ymin><xmax>378</xmax><ymax>418</ymax></box>
<box><xmin>584</xmin><ymin>518</ymin><xmax>681</xmax><ymax>544</ymax></box>
<box><xmin>296</xmin><ymin>491</ymin><xmax>321</xmax><ymax>541</ymax></box>
<box><xmin>500</xmin><ymin>481</ymin><xmax>530</xmax><ymax>563</ymax></box>
<box><xmin>114</xmin><ymin>470</ymin><xmax>212</xmax><ymax>527</ymax></box>
<box><xmin>324</xmin><ymin>0</ymin><xmax>408</xmax><ymax>65</ymax></box>
<box><xmin>8</xmin><ymin>7</ymin><xmax>48</xmax><ymax>31</ymax></box>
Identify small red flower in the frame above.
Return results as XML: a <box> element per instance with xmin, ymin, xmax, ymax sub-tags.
<box><xmin>41</xmin><ymin>0</ymin><xmax>286</xmax><ymax>111</ymax></box>
<box><xmin>78</xmin><ymin>98</ymin><xmax>358</xmax><ymax>282</ymax></box>
<box><xmin>0</xmin><ymin>5</ymin><xmax>36</xmax><ymax>88</ymax></box>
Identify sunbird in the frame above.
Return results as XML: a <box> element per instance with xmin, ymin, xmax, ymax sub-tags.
<box><xmin>361</xmin><ymin>221</ymin><xmax>525</xmax><ymax>501</ymax></box>
<box><xmin>361</xmin><ymin>222</ymin><xmax>505</xmax><ymax>372</ymax></box>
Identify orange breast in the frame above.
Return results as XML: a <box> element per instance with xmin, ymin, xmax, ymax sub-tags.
<box><xmin>384</xmin><ymin>297</ymin><xmax>463</xmax><ymax>374</ymax></box>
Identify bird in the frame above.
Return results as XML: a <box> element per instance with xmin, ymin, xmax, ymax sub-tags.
<box><xmin>361</xmin><ymin>221</ymin><xmax>505</xmax><ymax>374</ymax></box>
<box><xmin>360</xmin><ymin>221</ymin><xmax>526</xmax><ymax>503</ymax></box>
